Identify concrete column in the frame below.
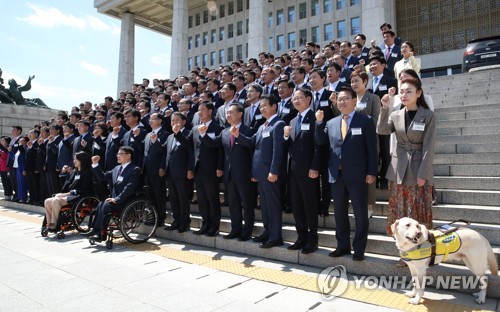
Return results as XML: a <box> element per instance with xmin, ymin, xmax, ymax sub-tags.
<box><xmin>117</xmin><ymin>12</ymin><xmax>135</xmax><ymax>95</ymax></box>
<box><xmin>248</xmin><ymin>0</ymin><xmax>268</xmax><ymax>58</ymax></box>
<box><xmin>170</xmin><ymin>0</ymin><xmax>188</xmax><ymax>79</ymax></box>
<box><xmin>361</xmin><ymin>0</ymin><xmax>396</xmax><ymax>48</ymax></box>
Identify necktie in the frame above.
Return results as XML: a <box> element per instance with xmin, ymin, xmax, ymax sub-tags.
<box><xmin>265</xmin><ymin>86</ymin><xmax>269</xmax><ymax>95</ymax></box>
<box><xmin>251</xmin><ymin>105</ymin><xmax>256</xmax><ymax>120</ymax></box>
<box><xmin>295</xmin><ymin>114</ymin><xmax>302</xmax><ymax>135</ymax></box>
<box><xmin>233</xmin><ymin>92</ymin><xmax>239</xmax><ymax>102</ymax></box>
<box><xmin>263</xmin><ymin>121</ymin><xmax>269</xmax><ymax>129</ymax></box>
<box><xmin>341</xmin><ymin>115</ymin><xmax>348</xmax><ymax>141</ymax></box>
<box><xmin>117</xmin><ymin>165</ymin><xmax>123</xmax><ymax>177</ymax></box>
<box><xmin>385</xmin><ymin>46</ymin><xmax>391</xmax><ymax>60</ymax></box>
<box><xmin>314</xmin><ymin>92</ymin><xmax>320</xmax><ymax>110</ymax></box>
<box><xmin>230</xmin><ymin>134</ymin><xmax>235</xmax><ymax>147</ymax></box>
<box><xmin>373</xmin><ymin>76</ymin><xmax>379</xmax><ymax>90</ymax></box>
<box><xmin>280</xmin><ymin>100</ymin><xmax>285</xmax><ymax>114</ymax></box>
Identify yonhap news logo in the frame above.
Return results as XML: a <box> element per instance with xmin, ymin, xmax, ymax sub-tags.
<box><xmin>317</xmin><ymin>265</ymin><xmax>349</xmax><ymax>299</ymax></box>
<box><xmin>317</xmin><ymin>265</ymin><xmax>487</xmax><ymax>299</ymax></box>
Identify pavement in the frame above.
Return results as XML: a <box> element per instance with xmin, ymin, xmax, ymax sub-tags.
<box><xmin>0</xmin><ymin>206</ymin><xmax>497</xmax><ymax>312</ymax></box>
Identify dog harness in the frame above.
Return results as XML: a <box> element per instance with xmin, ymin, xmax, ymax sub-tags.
<box><xmin>399</xmin><ymin>230</ymin><xmax>462</xmax><ymax>265</ymax></box>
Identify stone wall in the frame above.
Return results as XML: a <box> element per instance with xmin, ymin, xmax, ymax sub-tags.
<box><xmin>0</xmin><ymin>104</ymin><xmax>61</xmax><ymax>137</ymax></box>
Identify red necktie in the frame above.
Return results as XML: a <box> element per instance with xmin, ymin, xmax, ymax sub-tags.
<box><xmin>230</xmin><ymin>134</ymin><xmax>235</xmax><ymax>147</ymax></box>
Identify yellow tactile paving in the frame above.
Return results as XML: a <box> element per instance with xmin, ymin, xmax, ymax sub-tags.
<box><xmin>0</xmin><ymin>207</ymin><xmax>493</xmax><ymax>312</ymax></box>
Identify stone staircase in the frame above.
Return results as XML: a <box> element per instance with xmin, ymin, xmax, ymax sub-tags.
<box><xmin>1</xmin><ymin>69</ymin><xmax>500</xmax><ymax>299</ymax></box>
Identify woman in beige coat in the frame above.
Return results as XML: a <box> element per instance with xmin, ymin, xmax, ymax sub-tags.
<box><xmin>377</xmin><ymin>75</ymin><xmax>436</xmax><ymax>238</ymax></box>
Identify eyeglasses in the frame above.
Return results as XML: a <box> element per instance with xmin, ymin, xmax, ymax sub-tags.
<box><xmin>337</xmin><ymin>97</ymin><xmax>353</xmax><ymax>103</ymax></box>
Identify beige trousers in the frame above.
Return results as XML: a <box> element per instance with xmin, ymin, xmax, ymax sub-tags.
<box><xmin>44</xmin><ymin>193</ymin><xmax>69</xmax><ymax>226</ymax></box>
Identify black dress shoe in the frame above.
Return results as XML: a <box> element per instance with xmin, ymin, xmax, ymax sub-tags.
<box><xmin>164</xmin><ymin>223</ymin><xmax>179</xmax><ymax>231</ymax></box>
<box><xmin>89</xmin><ymin>234</ymin><xmax>107</xmax><ymax>242</ymax></box>
<box><xmin>80</xmin><ymin>229</ymin><xmax>98</xmax><ymax>237</ymax></box>
<box><xmin>223</xmin><ymin>231</ymin><xmax>240</xmax><ymax>239</ymax></box>
<box><xmin>205</xmin><ymin>228</ymin><xmax>219</xmax><ymax>237</ymax></box>
<box><xmin>287</xmin><ymin>240</ymin><xmax>306</xmax><ymax>250</ymax></box>
<box><xmin>259</xmin><ymin>240</ymin><xmax>284</xmax><ymax>249</ymax></box>
<box><xmin>193</xmin><ymin>225</ymin><xmax>209</xmax><ymax>235</ymax></box>
<box><xmin>329</xmin><ymin>249</ymin><xmax>351</xmax><ymax>257</ymax></box>
<box><xmin>379</xmin><ymin>179</ymin><xmax>389</xmax><ymax>190</ymax></box>
<box><xmin>177</xmin><ymin>226</ymin><xmax>190</xmax><ymax>233</ymax></box>
<box><xmin>353</xmin><ymin>254</ymin><xmax>365</xmax><ymax>261</ymax></box>
<box><xmin>238</xmin><ymin>234</ymin><xmax>252</xmax><ymax>241</ymax></box>
<box><xmin>252</xmin><ymin>234</ymin><xmax>268</xmax><ymax>243</ymax></box>
<box><xmin>301</xmin><ymin>244</ymin><xmax>318</xmax><ymax>254</ymax></box>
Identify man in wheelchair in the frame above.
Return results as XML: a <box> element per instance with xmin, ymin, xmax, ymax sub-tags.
<box><xmin>82</xmin><ymin>146</ymin><xmax>140</xmax><ymax>241</ymax></box>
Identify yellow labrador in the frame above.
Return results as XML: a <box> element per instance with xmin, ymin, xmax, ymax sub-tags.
<box><xmin>391</xmin><ymin>217</ymin><xmax>498</xmax><ymax>305</ymax></box>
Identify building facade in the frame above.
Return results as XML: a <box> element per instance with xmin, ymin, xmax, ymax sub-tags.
<box><xmin>94</xmin><ymin>0</ymin><xmax>499</xmax><ymax>91</ymax></box>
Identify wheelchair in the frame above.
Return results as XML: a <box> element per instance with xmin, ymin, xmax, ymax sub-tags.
<box><xmin>88</xmin><ymin>190</ymin><xmax>158</xmax><ymax>250</ymax></box>
<box><xmin>41</xmin><ymin>196</ymin><xmax>100</xmax><ymax>239</ymax></box>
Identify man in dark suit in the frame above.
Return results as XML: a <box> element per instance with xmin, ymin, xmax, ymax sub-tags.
<box><xmin>340</xmin><ymin>41</ymin><xmax>360</xmax><ymax>71</ymax></box>
<box><xmin>58</xmin><ymin>123</ymin><xmax>76</xmax><ymax>171</ymax></box>
<box><xmin>277</xmin><ymin>80</ymin><xmax>297</xmax><ymax>125</ymax></box>
<box><xmin>161</xmin><ymin>112</ymin><xmax>194</xmax><ymax>233</ymax></box>
<box><xmin>315</xmin><ymin>87</ymin><xmax>378</xmax><ymax>261</ymax></box>
<box><xmin>72</xmin><ymin>120</ymin><xmax>93</xmax><ymax>160</ymax></box>
<box><xmin>215</xmin><ymin>83</ymin><xmax>237</xmax><ymax>128</ymax></box>
<box><xmin>355</xmin><ymin>33</ymin><xmax>370</xmax><ymax>62</ymax></box>
<box><xmin>143</xmin><ymin>113</ymin><xmax>170</xmax><ymax>226</ymax></box>
<box><xmin>35</xmin><ymin>127</ymin><xmax>50</xmax><ymax>204</ymax></box>
<box><xmin>232</xmin><ymin>75</ymin><xmax>247</xmax><ymax>105</ymax></box>
<box><xmin>308</xmin><ymin>68</ymin><xmax>337</xmax><ymax>217</ymax></box>
<box><xmin>260</xmin><ymin>68</ymin><xmax>280</xmax><ymax>98</ymax></box>
<box><xmin>284</xmin><ymin>88</ymin><xmax>320</xmax><ymax>254</ymax></box>
<box><xmin>24</xmin><ymin>129</ymin><xmax>40</xmax><ymax>205</ymax></box>
<box><xmin>6</xmin><ymin>126</ymin><xmax>23</xmax><ymax>199</ymax></box>
<box><xmin>122</xmin><ymin>109</ymin><xmax>147</xmax><ymax>167</ymax></box>
<box><xmin>182</xmin><ymin>102</ymin><xmax>224</xmax><ymax>236</ymax></box>
<box><xmin>368</xmin><ymin>55</ymin><xmax>398</xmax><ymax>189</ymax></box>
<box><xmin>234</xmin><ymin>95</ymin><xmax>286</xmax><ymax>248</ymax></box>
<box><xmin>326</xmin><ymin>63</ymin><xmax>348</xmax><ymax>96</ymax></box>
<box><xmin>105</xmin><ymin>112</ymin><xmax>127</xmax><ymax>171</ymax></box>
<box><xmin>382</xmin><ymin>31</ymin><xmax>402</xmax><ymax>77</ymax></box>
<box><xmin>46</xmin><ymin>125</ymin><xmax>63</xmax><ymax>196</ymax></box>
<box><xmin>244</xmin><ymin>84</ymin><xmax>266</xmax><ymax>135</ymax></box>
<box><xmin>82</xmin><ymin>146</ymin><xmax>140</xmax><ymax>241</ymax></box>
<box><xmin>200</xmin><ymin>103</ymin><xmax>255</xmax><ymax>241</ymax></box>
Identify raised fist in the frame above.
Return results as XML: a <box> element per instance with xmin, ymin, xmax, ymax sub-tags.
<box><xmin>284</xmin><ymin>126</ymin><xmax>291</xmax><ymax>137</ymax></box>
<box><xmin>315</xmin><ymin>110</ymin><xmax>324</xmax><ymax>122</ymax></box>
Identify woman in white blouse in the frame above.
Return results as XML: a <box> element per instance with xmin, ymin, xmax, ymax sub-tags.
<box><xmin>394</xmin><ymin>41</ymin><xmax>421</xmax><ymax>89</ymax></box>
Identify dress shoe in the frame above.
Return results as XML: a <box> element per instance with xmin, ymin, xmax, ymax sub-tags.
<box><xmin>80</xmin><ymin>229</ymin><xmax>98</xmax><ymax>237</ymax></box>
<box><xmin>353</xmin><ymin>254</ymin><xmax>365</xmax><ymax>261</ymax></box>
<box><xmin>252</xmin><ymin>234</ymin><xmax>268</xmax><ymax>243</ymax></box>
<box><xmin>238</xmin><ymin>234</ymin><xmax>252</xmax><ymax>241</ymax></box>
<box><xmin>205</xmin><ymin>228</ymin><xmax>219</xmax><ymax>237</ymax></box>
<box><xmin>287</xmin><ymin>240</ymin><xmax>306</xmax><ymax>250</ymax></box>
<box><xmin>223</xmin><ymin>231</ymin><xmax>240</xmax><ymax>239</ymax></box>
<box><xmin>259</xmin><ymin>240</ymin><xmax>284</xmax><ymax>249</ymax></box>
<box><xmin>379</xmin><ymin>179</ymin><xmax>389</xmax><ymax>190</ymax></box>
<box><xmin>329</xmin><ymin>249</ymin><xmax>351</xmax><ymax>257</ymax></box>
<box><xmin>193</xmin><ymin>225</ymin><xmax>209</xmax><ymax>235</ymax></box>
<box><xmin>90</xmin><ymin>234</ymin><xmax>107</xmax><ymax>242</ymax></box>
<box><xmin>177</xmin><ymin>225</ymin><xmax>190</xmax><ymax>233</ymax></box>
<box><xmin>301</xmin><ymin>244</ymin><xmax>318</xmax><ymax>254</ymax></box>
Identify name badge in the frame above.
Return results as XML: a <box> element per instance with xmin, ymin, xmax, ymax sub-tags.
<box><xmin>256</xmin><ymin>114</ymin><xmax>263</xmax><ymax>120</ymax></box>
<box><xmin>130</xmin><ymin>137</ymin><xmax>135</xmax><ymax>142</ymax></box>
<box><xmin>362</xmin><ymin>52</ymin><xmax>368</xmax><ymax>56</ymax></box>
<box><xmin>391</xmin><ymin>53</ymin><xmax>398</xmax><ymax>58</ymax></box>
<box><xmin>357</xmin><ymin>102</ymin><xmax>367</xmax><ymax>109</ymax></box>
<box><xmin>262</xmin><ymin>131</ymin><xmax>270</xmax><ymax>138</ymax></box>
<box><xmin>14</xmin><ymin>144</ymin><xmax>18</xmax><ymax>147</ymax></box>
<box><xmin>176</xmin><ymin>141</ymin><xmax>181</xmax><ymax>147</ymax></box>
<box><xmin>93</xmin><ymin>142</ymin><xmax>100</xmax><ymax>150</ymax></box>
<box><xmin>351</xmin><ymin>128</ymin><xmax>362</xmax><ymax>135</ymax></box>
<box><xmin>207</xmin><ymin>133</ymin><xmax>216</xmax><ymax>139</ymax></box>
<box><xmin>117</xmin><ymin>176</ymin><xmax>124</xmax><ymax>182</ymax></box>
<box><xmin>413</xmin><ymin>122</ymin><xmax>425</xmax><ymax>131</ymax></box>
<box><xmin>301</xmin><ymin>124</ymin><xmax>310</xmax><ymax>131</ymax></box>
<box><xmin>282</xmin><ymin>108</ymin><xmax>290</xmax><ymax>114</ymax></box>
<box><xmin>75</xmin><ymin>175</ymin><xmax>80</xmax><ymax>180</ymax></box>
<box><xmin>348</xmin><ymin>64</ymin><xmax>354</xmax><ymax>69</ymax></box>
<box><xmin>320</xmin><ymin>101</ymin><xmax>329</xmax><ymax>107</ymax></box>
<box><xmin>339</xmin><ymin>77</ymin><xmax>346</xmax><ymax>82</ymax></box>
<box><xmin>238</xmin><ymin>99</ymin><xmax>245</xmax><ymax>104</ymax></box>
<box><xmin>379</xmin><ymin>85</ymin><xmax>387</xmax><ymax>91</ymax></box>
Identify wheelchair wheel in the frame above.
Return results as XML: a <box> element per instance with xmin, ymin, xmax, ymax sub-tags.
<box><xmin>72</xmin><ymin>196</ymin><xmax>100</xmax><ymax>233</ymax></box>
<box><xmin>120</xmin><ymin>199</ymin><xmax>158</xmax><ymax>244</ymax></box>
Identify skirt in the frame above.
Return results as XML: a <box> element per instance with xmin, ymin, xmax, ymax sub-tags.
<box><xmin>386</xmin><ymin>181</ymin><xmax>433</xmax><ymax>236</ymax></box>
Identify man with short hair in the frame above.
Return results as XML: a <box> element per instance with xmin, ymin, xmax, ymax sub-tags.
<box><xmin>215</xmin><ymin>83</ymin><xmax>237</xmax><ymax>128</ymax></box>
<box><xmin>340</xmin><ymin>41</ymin><xmax>359</xmax><ymax>71</ymax></box>
<box><xmin>260</xmin><ymin>68</ymin><xmax>279</xmax><ymax>97</ymax></box>
<box><xmin>105</xmin><ymin>112</ymin><xmax>127</xmax><ymax>171</ymax></box>
<box><xmin>244</xmin><ymin>84</ymin><xmax>266</xmax><ymax>135</ymax></box>
<box><xmin>382</xmin><ymin>31</ymin><xmax>402</xmax><ymax>76</ymax></box>
<box><xmin>122</xmin><ymin>109</ymin><xmax>147</xmax><ymax>166</ymax></box>
<box><xmin>313</xmin><ymin>53</ymin><xmax>328</xmax><ymax>71</ymax></box>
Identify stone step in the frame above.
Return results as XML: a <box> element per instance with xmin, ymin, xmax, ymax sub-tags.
<box><xmin>437</xmin><ymin>125</ymin><xmax>500</xmax><ymax>136</ymax></box>
<box><xmin>434</xmin><ymin>103</ymin><xmax>500</xmax><ymax>114</ymax></box>
<box><xmin>436</xmin><ymin>134</ymin><xmax>500</xmax><ymax>144</ymax></box>
<box><xmin>434</xmin><ymin>153</ymin><xmax>500</xmax><ymax>165</ymax></box>
<box><xmin>436</xmin><ymin>110</ymin><xmax>500</xmax><ymax>121</ymax></box>
<box><xmin>434</xmin><ymin>176</ymin><xmax>500</xmax><ymax>190</ymax></box>
<box><xmin>434</xmin><ymin>164</ymin><xmax>500</xmax><ymax>177</ymax></box>
<box><xmin>436</xmin><ymin>142</ymin><xmax>500</xmax><ymax>154</ymax></box>
<box><xmin>437</xmin><ymin>189</ymin><xmax>500</xmax><ymax>207</ymax></box>
<box><xmin>437</xmin><ymin>118</ymin><xmax>499</xmax><ymax>128</ymax></box>
<box><xmin>155</xmin><ymin>228</ymin><xmax>500</xmax><ymax>299</ymax></box>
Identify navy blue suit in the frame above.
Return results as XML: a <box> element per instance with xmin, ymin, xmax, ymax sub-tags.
<box><xmin>237</xmin><ymin>116</ymin><xmax>286</xmax><ymax>242</ymax></box>
<box><xmin>121</xmin><ymin>127</ymin><xmax>147</xmax><ymax>167</ymax></box>
<box><xmin>104</xmin><ymin>127</ymin><xmax>126</xmax><ymax>171</ymax></box>
<box><xmin>277</xmin><ymin>98</ymin><xmax>297</xmax><ymax>126</ymax></box>
<box><xmin>286</xmin><ymin>109</ymin><xmax>320</xmax><ymax>246</ymax></box>
<box><xmin>202</xmin><ymin>124</ymin><xmax>255</xmax><ymax>237</ymax></box>
<box><xmin>384</xmin><ymin>45</ymin><xmax>402</xmax><ymax>77</ymax></box>
<box><xmin>316</xmin><ymin>111</ymin><xmax>378</xmax><ymax>256</ymax></box>
<box><xmin>91</xmin><ymin>163</ymin><xmax>140</xmax><ymax>232</ymax></box>
<box><xmin>57</xmin><ymin>135</ymin><xmax>75</xmax><ymax>170</ymax></box>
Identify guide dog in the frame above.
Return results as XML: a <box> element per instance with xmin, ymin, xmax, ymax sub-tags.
<box><xmin>391</xmin><ymin>217</ymin><xmax>498</xmax><ymax>305</ymax></box>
